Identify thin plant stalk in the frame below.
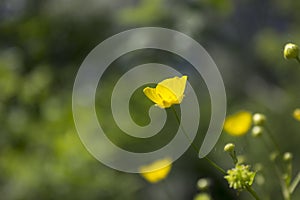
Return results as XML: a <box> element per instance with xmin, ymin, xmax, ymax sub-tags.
<box><xmin>246</xmin><ymin>186</ymin><xmax>261</xmax><ymax>200</ymax></box>
<box><xmin>265</xmin><ymin>125</ymin><xmax>281</xmax><ymax>153</ymax></box>
<box><xmin>171</xmin><ymin>106</ymin><xmax>261</xmax><ymax>200</ymax></box>
<box><xmin>290</xmin><ymin>172</ymin><xmax>300</xmax><ymax>194</ymax></box>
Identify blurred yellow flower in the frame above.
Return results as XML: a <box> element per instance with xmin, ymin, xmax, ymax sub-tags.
<box><xmin>224</xmin><ymin>111</ymin><xmax>252</xmax><ymax>136</ymax></box>
<box><xmin>143</xmin><ymin>76</ymin><xmax>187</xmax><ymax>108</ymax></box>
<box><xmin>139</xmin><ymin>157</ymin><xmax>172</xmax><ymax>183</ymax></box>
<box><xmin>293</xmin><ymin>108</ymin><xmax>300</xmax><ymax>121</ymax></box>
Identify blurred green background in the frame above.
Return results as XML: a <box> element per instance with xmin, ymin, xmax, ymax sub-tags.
<box><xmin>1</xmin><ymin>0</ymin><xmax>300</xmax><ymax>199</ymax></box>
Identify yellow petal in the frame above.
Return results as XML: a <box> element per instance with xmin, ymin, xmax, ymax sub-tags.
<box><xmin>293</xmin><ymin>108</ymin><xmax>300</xmax><ymax>121</ymax></box>
<box><xmin>224</xmin><ymin>111</ymin><xmax>252</xmax><ymax>136</ymax></box>
<box><xmin>156</xmin><ymin>85</ymin><xmax>178</xmax><ymax>106</ymax></box>
<box><xmin>143</xmin><ymin>87</ymin><xmax>163</xmax><ymax>105</ymax></box>
<box><xmin>157</xmin><ymin>75</ymin><xmax>187</xmax><ymax>104</ymax></box>
<box><xmin>143</xmin><ymin>86</ymin><xmax>172</xmax><ymax>108</ymax></box>
<box><xmin>139</xmin><ymin>158</ymin><xmax>172</xmax><ymax>183</ymax></box>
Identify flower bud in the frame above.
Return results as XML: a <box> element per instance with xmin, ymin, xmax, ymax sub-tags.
<box><xmin>224</xmin><ymin>165</ymin><xmax>256</xmax><ymax>191</ymax></box>
<box><xmin>252</xmin><ymin>113</ymin><xmax>266</xmax><ymax>126</ymax></box>
<box><xmin>224</xmin><ymin>143</ymin><xmax>235</xmax><ymax>152</ymax></box>
<box><xmin>251</xmin><ymin>126</ymin><xmax>263</xmax><ymax>137</ymax></box>
<box><xmin>197</xmin><ymin>178</ymin><xmax>211</xmax><ymax>191</ymax></box>
<box><xmin>283</xmin><ymin>43</ymin><xmax>299</xmax><ymax>60</ymax></box>
<box><xmin>283</xmin><ymin>152</ymin><xmax>293</xmax><ymax>162</ymax></box>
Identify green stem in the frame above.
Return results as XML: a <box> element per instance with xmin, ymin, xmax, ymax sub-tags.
<box><xmin>229</xmin><ymin>151</ymin><xmax>238</xmax><ymax>165</ymax></box>
<box><xmin>290</xmin><ymin>171</ymin><xmax>300</xmax><ymax>194</ymax></box>
<box><xmin>296</xmin><ymin>56</ymin><xmax>300</xmax><ymax>64</ymax></box>
<box><xmin>283</xmin><ymin>185</ymin><xmax>291</xmax><ymax>200</ymax></box>
<box><xmin>204</xmin><ymin>157</ymin><xmax>226</xmax><ymax>175</ymax></box>
<box><xmin>171</xmin><ymin>106</ymin><xmax>260</xmax><ymax>200</ymax></box>
<box><xmin>264</xmin><ymin>131</ymin><xmax>291</xmax><ymax>200</ymax></box>
<box><xmin>275</xmin><ymin>165</ymin><xmax>291</xmax><ymax>200</ymax></box>
<box><xmin>286</xmin><ymin>161</ymin><xmax>292</xmax><ymax>186</ymax></box>
<box><xmin>246</xmin><ymin>186</ymin><xmax>261</xmax><ymax>200</ymax></box>
<box><xmin>171</xmin><ymin>106</ymin><xmax>199</xmax><ymax>153</ymax></box>
<box><xmin>261</xmin><ymin>134</ymin><xmax>273</xmax><ymax>153</ymax></box>
<box><xmin>265</xmin><ymin>125</ymin><xmax>281</xmax><ymax>153</ymax></box>
<box><xmin>171</xmin><ymin>106</ymin><xmax>226</xmax><ymax>175</ymax></box>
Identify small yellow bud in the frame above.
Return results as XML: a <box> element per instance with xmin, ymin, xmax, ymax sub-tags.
<box><xmin>283</xmin><ymin>152</ymin><xmax>293</xmax><ymax>162</ymax></box>
<box><xmin>197</xmin><ymin>178</ymin><xmax>211</xmax><ymax>190</ymax></box>
<box><xmin>252</xmin><ymin>113</ymin><xmax>266</xmax><ymax>126</ymax></box>
<box><xmin>251</xmin><ymin>126</ymin><xmax>263</xmax><ymax>137</ymax></box>
<box><xmin>224</xmin><ymin>143</ymin><xmax>235</xmax><ymax>152</ymax></box>
<box><xmin>283</xmin><ymin>43</ymin><xmax>299</xmax><ymax>60</ymax></box>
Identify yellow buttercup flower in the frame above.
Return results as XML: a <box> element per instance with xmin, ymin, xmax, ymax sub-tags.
<box><xmin>224</xmin><ymin>111</ymin><xmax>252</xmax><ymax>136</ymax></box>
<box><xmin>139</xmin><ymin>157</ymin><xmax>172</xmax><ymax>183</ymax></box>
<box><xmin>293</xmin><ymin>108</ymin><xmax>300</xmax><ymax>121</ymax></box>
<box><xmin>143</xmin><ymin>76</ymin><xmax>187</xmax><ymax>108</ymax></box>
